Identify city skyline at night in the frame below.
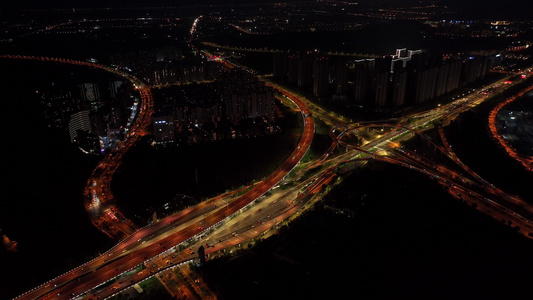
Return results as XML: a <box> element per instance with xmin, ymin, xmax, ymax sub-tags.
<box><xmin>2</xmin><ymin>1</ymin><xmax>533</xmax><ymax>299</ymax></box>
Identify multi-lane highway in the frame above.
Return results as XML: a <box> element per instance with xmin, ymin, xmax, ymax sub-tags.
<box><xmin>5</xmin><ymin>51</ymin><xmax>533</xmax><ymax>300</ymax></box>
<box><xmin>488</xmin><ymin>82</ymin><xmax>533</xmax><ymax>172</ymax></box>
<box><xmin>4</xmin><ymin>53</ymin><xmax>316</xmax><ymax>299</ymax></box>
<box><xmin>328</xmin><ymin>70</ymin><xmax>533</xmax><ymax>239</ymax></box>
<box><xmin>0</xmin><ymin>54</ymin><xmax>152</xmax><ymax>240</ymax></box>
<box><xmin>84</xmin><ymin>86</ymin><xmax>155</xmax><ymax>239</ymax></box>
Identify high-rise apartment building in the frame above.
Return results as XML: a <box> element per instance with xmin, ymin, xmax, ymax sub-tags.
<box><xmin>68</xmin><ymin>110</ymin><xmax>92</xmax><ymax>142</ymax></box>
<box><xmin>297</xmin><ymin>55</ymin><xmax>313</xmax><ymax>88</ymax></box>
<box><xmin>153</xmin><ymin>115</ymin><xmax>175</xmax><ymax>144</ymax></box>
<box><xmin>79</xmin><ymin>83</ymin><xmax>101</xmax><ymax>109</ymax></box>
<box><xmin>372</xmin><ymin>71</ymin><xmax>389</xmax><ymax>107</ymax></box>
<box><xmin>273</xmin><ymin>52</ymin><xmax>288</xmax><ymax>79</ymax></box>
<box><xmin>287</xmin><ymin>53</ymin><xmax>299</xmax><ymax>84</ymax></box>
<box><xmin>331</xmin><ymin>61</ymin><xmax>349</xmax><ymax>96</ymax></box>
<box><xmin>353</xmin><ymin>59</ymin><xmax>373</xmax><ymax>104</ymax></box>
<box><xmin>313</xmin><ymin>56</ymin><xmax>330</xmax><ymax>98</ymax></box>
<box><xmin>390</xmin><ymin>70</ymin><xmax>408</xmax><ymax>107</ymax></box>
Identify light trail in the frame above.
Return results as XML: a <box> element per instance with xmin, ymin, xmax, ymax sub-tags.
<box><xmin>327</xmin><ymin>72</ymin><xmax>533</xmax><ymax>240</ymax></box>
<box><xmin>5</xmin><ymin>48</ymin><xmax>533</xmax><ymax>300</ymax></box>
<box><xmin>5</xmin><ymin>50</ymin><xmax>316</xmax><ymax>299</ymax></box>
<box><xmin>487</xmin><ymin>82</ymin><xmax>533</xmax><ymax>172</ymax></box>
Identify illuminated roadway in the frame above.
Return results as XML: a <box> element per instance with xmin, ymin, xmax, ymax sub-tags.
<box><xmin>10</xmin><ymin>16</ymin><xmax>533</xmax><ymax>298</ymax></box>
<box><xmin>4</xmin><ymin>54</ymin><xmax>315</xmax><ymax>300</ymax></box>
<box><xmin>0</xmin><ymin>54</ymin><xmax>152</xmax><ymax>241</ymax></box>
<box><xmin>83</xmin><ymin>86</ymin><xmax>155</xmax><ymax>239</ymax></box>
<box><xmin>487</xmin><ymin>82</ymin><xmax>533</xmax><ymax>172</ymax></box>
<box><xmin>329</xmin><ymin>69</ymin><xmax>533</xmax><ymax>239</ymax></box>
<box><xmin>5</xmin><ymin>53</ymin><xmax>533</xmax><ymax>299</ymax></box>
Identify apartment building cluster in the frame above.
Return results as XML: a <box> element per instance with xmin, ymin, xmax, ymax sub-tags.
<box><xmin>273</xmin><ymin>48</ymin><xmax>504</xmax><ymax>108</ymax></box>
<box><xmin>153</xmin><ymin>69</ymin><xmax>276</xmax><ymax>145</ymax></box>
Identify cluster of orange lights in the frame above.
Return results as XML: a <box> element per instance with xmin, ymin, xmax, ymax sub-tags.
<box><xmin>106</xmin><ymin>211</ymin><xmax>119</xmax><ymax>221</ymax></box>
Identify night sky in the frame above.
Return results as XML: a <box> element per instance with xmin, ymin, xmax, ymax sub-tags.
<box><xmin>1</xmin><ymin>0</ymin><xmax>289</xmax><ymax>9</ymax></box>
<box><xmin>1</xmin><ymin>0</ymin><xmax>532</xmax><ymax>22</ymax></box>
<box><xmin>1</xmin><ymin>0</ymin><xmax>531</xmax><ymax>10</ymax></box>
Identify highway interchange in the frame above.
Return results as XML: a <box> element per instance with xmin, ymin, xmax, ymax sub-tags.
<box><xmin>2</xmin><ymin>53</ymin><xmax>533</xmax><ymax>299</ymax></box>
